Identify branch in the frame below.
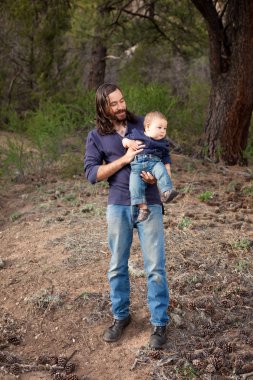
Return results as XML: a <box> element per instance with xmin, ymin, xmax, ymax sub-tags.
<box><xmin>241</xmin><ymin>372</ymin><xmax>253</xmax><ymax>380</ymax></box>
<box><xmin>111</xmin><ymin>6</ymin><xmax>182</xmax><ymax>54</ymax></box>
<box><xmin>190</xmin><ymin>0</ymin><xmax>230</xmax><ymax>76</ymax></box>
<box><xmin>111</xmin><ymin>0</ymin><xmax>133</xmax><ymax>26</ymax></box>
<box><xmin>190</xmin><ymin>0</ymin><xmax>222</xmax><ymax>37</ymax></box>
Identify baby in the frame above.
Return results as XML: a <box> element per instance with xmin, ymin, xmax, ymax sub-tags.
<box><xmin>122</xmin><ymin>111</ymin><xmax>178</xmax><ymax>222</ymax></box>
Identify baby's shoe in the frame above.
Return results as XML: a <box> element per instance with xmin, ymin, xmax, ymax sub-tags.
<box><xmin>161</xmin><ymin>189</ymin><xmax>179</xmax><ymax>203</ymax></box>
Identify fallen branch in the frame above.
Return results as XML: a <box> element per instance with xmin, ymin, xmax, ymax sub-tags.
<box><xmin>240</xmin><ymin>372</ymin><xmax>253</xmax><ymax>379</ymax></box>
<box><xmin>156</xmin><ymin>354</ymin><xmax>179</xmax><ymax>367</ymax></box>
<box><xmin>130</xmin><ymin>358</ymin><xmax>149</xmax><ymax>371</ymax></box>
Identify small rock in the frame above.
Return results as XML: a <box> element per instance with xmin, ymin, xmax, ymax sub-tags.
<box><xmin>0</xmin><ymin>258</ymin><xmax>6</xmax><ymax>268</ymax></box>
<box><xmin>170</xmin><ymin>312</ymin><xmax>184</xmax><ymax>328</ymax></box>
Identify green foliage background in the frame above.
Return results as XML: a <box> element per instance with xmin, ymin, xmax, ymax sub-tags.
<box><xmin>0</xmin><ymin>0</ymin><xmax>252</xmax><ymax>180</ymax></box>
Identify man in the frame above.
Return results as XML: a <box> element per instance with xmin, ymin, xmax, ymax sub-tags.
<box><xmin>84</xmin><ymin>83</ymin><xmax>170</xmax><ymax>349</ymax></box>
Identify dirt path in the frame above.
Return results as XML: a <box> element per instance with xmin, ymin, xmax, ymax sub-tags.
<box><xmin>0</xmin><ymin>154</ymin><xmax>253</xmax><ymax>380</ymax></box>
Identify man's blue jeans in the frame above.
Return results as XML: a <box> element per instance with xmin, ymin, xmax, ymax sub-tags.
<box><xmin>130</xmin><ymin>154</ymin><xmax>173</xmax><ymax>205</ymax></box>
<box><xmin>106</xmin><ymin>204</ymin><xmax>169</xmax><ymax>326</ymax></box>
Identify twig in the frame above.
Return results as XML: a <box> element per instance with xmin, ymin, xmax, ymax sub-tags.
<box><xmin>157</xmin><ymin>354</ymin><xmax>179</xmax><ymax>367</ymax></box>
<box><xmin>241</xmin><ymin>372</ymin><xmax>253</xmax><ymax>380</ymax></box>
<box><xmin>21</xmin><ymin>364</ymin><xmax>63</xmax><ymax>373</ymax></box>
<box><xmin>0</xmin><ymin>361</ymin><xmax>64</xmax><ymax>373</ymax></box>
<box><xmin>66</xmin><ymin>349</ymin><xmax>78</xmax><ymax>363</ymax></box>
<box><xmin>130</xmin><ymin>358</ymin><xmax>149</xmax><ymax>371</ymax></box>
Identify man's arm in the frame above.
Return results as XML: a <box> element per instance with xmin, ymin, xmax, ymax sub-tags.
<box><xmin>96</xmin><ymin>147</ymin><xmax>143</xmax><ymax>181</ymax></box>
<box><xmin>85</xmin><ymin>131</ymin><xmax>145</xmax><ymax>183</ymax></box>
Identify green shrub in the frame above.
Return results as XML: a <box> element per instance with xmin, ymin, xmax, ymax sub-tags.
<box><xmin>10</xmin><ymin>211</ymin><xmax>22</xmax><ymax>222</ymax></box>
<box><xmin>25</xmin><ymin>100</ymin><xmax>80</xmax><ymax>172</ymax></box>
<box><xmin>232</xmin><ymin>238</ymin><xmax>251</xmax><ymax>251</ymax></box>
<box><xmin>198</xmin><ymin>190</ymin><xmax>214</xmax><ymax>202</ymax></box>
<box><xmin>242</xmin><ymin>185</ymin><xmax>253</xmax><ymax>196</ymax></box>
<box><xmin>178</xmin><ymin>216</ymin><xmax>191</xmax><ymax>229</ymax></box>
<box><xmin>69</xmin><ymin>88</ymin><xmax>95</xmax><ymax>130</ymax></box>
<box><xmin>120</xmin><ymin>83</ymin><xmax>177</xmax><ymax>119</ymax></box>
<box><xmin>1</xmin><ymin>137</ymin><xmax>28</xmax><ymax>178</ymax></box>
<box><xmin>170</xmin><ymin>79</ymin><xmax>210</xmax><ymax>145</ymax></box>
<box><xmin>52</xmin><ymin>87</ymin><xmax>96</xmax><ymax>132</ymax></box>
<box><xmin>235</xmin><ymin>260</ymin><xmax>248</xmax><ymax>272</ymax></box>
<box><xmin>0</xmin><ymin>106</ymin><xmax>25</xmax><ymax>132</ymax></box>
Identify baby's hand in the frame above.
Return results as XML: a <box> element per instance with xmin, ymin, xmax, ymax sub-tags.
<box><xmin>123</xmin><ymin>138</ymin><xmax>144</xmax><ymax>151</ymax></box>
<box><xmin>129</xmin><ymin>139</ymin><xmax>144</xmax><ymax>150</ymax></box>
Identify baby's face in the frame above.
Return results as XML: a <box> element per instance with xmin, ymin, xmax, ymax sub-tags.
<box><xmin>145</xmin><ymin>117</ymin><xmax>167</xmax><ymax>140</ymax></box>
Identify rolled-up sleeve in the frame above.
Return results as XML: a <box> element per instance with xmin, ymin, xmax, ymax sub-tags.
<box><xmin>84</xmin><ymin>130</ymin><xmax>104</xmax><ymax>184</ymax></box>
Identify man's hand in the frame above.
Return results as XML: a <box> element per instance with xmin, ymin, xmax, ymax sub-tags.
<box><xmin>96</xmin><ymin>142</ymin><xmax>144</xmax><ymax>181</ymax></box>
<box><xmin>124</xmin><ymin>143</ymin><xmax>145</xmax><ymax>163</ymax></box>
<box><xmin>140</xmin><ymin>171</ymin><xmax>157</xmax><ymax>185</ymax></box>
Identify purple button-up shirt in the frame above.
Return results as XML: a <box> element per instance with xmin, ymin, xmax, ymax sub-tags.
<box><xmin>84</xmin><ymin>116</ymin><xmax>161</xmax><ymax>205</ymax></box>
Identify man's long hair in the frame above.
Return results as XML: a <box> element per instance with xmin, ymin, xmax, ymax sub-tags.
<box><xmin>95</xmin><ymin>83</ymin><xmax>137</xmax><ymax>135</ymax></box>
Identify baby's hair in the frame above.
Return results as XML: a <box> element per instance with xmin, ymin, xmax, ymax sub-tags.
<box><xmin>144</xmin><ymin>111</ymin><xmax>167</xmax><ymax>129</ymax></box>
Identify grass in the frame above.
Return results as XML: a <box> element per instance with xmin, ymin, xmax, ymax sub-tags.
<box><xmin>178</xmin><ymin>216</ymin><xmax>192</xmax><ymax>229</ymax></box>
<box><xmin>187</xmin><ymin>275</ymin><xmax>199</xmax><ymax>285</ymax></box>
<box><xmin>198</xmin><ymin>190</ymin><xmax>214</xmax><ymax>202</ymax></box>
<box><xmin>181</xmin><ymin>184</ymin><xmax>195</xmax><ymax>194</ymax></box>
<box><xmin>176</xmin><ymin>363</ymin><xmax>197</xmax><ymax>379</ymax></box>
<box><xmin>235</xmin><ymin>260</ymin><xmax>248</xmax><ymax>272</ymax></box>
<box><xmin>63</xmin><ymin>193</ymin><xmax>77</xmax><ymax>202</ymax></box>
<box><xmin>226</xmin><ymin>180</ymin><xmax>237</xmax><ymax>192</ymax></box>
<box><xmin>231</xmin><ymin>238</ymin><xmax>251</xmax><ymax>251</ymax></box>
<box><xmin>186</xmin><ymin>163</ymin><xmax>197</xmax><ymax>173</ymax></box>
<box><xmin>81</xmin><ymin>204</ymin><xmax>94</xmax><ymax>213</ymax></box>
<box><xmin>242</xmin><ymin>185</ymin><xmax>253</xmax><ymax>196</ymax></box>
<box><xmin>9</xmin><ymin>211</ymin><xmax>22</xmax><ymax>222</ymax></box>
<box><xmin>94</xmin><ymin>206</ymin><xmax>106</xmax><ymax>216</ymax></box>
<box><xmin>28</xmin><ymin>288</ymin><xmax>66</xmax><ymax>311</ymax></box>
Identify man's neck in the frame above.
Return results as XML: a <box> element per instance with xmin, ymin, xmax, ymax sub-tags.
<box><xmin>114</xmin><ymin>120</ymin><xmax>127</xmax><ymax>136</ymax></box>
<box><xmin>113</xmin><ymin>119</ymin><xmax>126</xmax><ymax>127</ymax></box>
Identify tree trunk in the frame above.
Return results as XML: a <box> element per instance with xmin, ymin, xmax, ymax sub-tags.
<box><xmin>192</xmin><ymin>0</ymin><xmax>253</xmax><ymax>165</ymax></box>
<box><xmin>87</xmin><ymin>36</ymin><xmax>107</xmax><ymax>90</ymax></box>
<box><xmin>205</xmin><ymin>68</ymin><xmax>253</xmax><ymax>165</ymax></box>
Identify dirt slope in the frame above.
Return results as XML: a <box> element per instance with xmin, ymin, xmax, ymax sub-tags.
<box><xmin>0</xmin><ymin>154</ymin><xmax>253</xmax><ymax>380</ymax></box>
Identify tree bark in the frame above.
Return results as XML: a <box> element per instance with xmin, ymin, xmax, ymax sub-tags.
<box><xmin>87</xmin><ymin>4</ymin><xmax>109</xmax><ymax>90</ymax></box>
<box><xmin>192</xmin><ymin>0</ymin><xmax>253</xmax><ymax>165</ymax></box>
<box><xmin>87</xmin><ymin>35</ymin><xmax>107</xmax><ymax>90</ymax></box>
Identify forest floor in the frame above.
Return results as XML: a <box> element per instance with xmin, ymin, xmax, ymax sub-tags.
<box><xmin>0</xmin><ymin>148</ymin><xmax>253</xmax><ymax>380</ymax></box>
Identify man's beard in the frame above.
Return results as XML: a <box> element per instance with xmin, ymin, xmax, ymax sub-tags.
<box><xmin>110</xmin><ymin>109</ymin><xmax>127</xmax><ymax>122</ymax></box>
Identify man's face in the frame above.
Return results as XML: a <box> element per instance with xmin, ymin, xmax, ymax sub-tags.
<box><xmin>107</xmin><ymin>89</ymin><xmax>127</xmax><ymax>122</ymax></box>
